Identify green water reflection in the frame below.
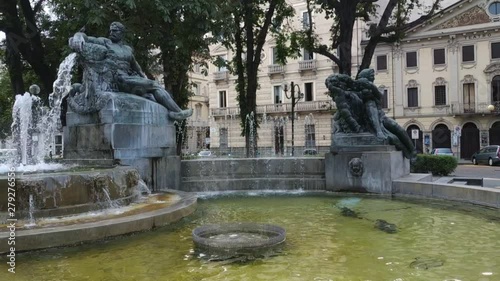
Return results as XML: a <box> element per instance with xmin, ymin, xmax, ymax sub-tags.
<box><xmin>1</xmin><ymin>193</ymin><xmax>499</xmax><ymax>281</ymax></box>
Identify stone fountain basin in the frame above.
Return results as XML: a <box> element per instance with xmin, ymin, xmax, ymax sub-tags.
<box><xmin>0</xmin><ymin>190</ymin><xmax>196</xmax><ymax>253</ymax></box>
<box><xmin>193</xmin><ymin>223</ymin><xmax>286</xmax><ymax>260</ymax></box>
<box><xmin>0</xmin><ymin>166</ymin><xmax>140</xmax><ymax>218</ymax></box>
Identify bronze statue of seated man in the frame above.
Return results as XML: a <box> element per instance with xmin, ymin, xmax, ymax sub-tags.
<box><xmin>68</xmin><ymin>21</ymin><xmax>192</xmax><ymax>120</ymax></box>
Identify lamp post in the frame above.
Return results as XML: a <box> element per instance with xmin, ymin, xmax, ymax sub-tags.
<box><xmin>282</xmin><ymin>81</ymin><xmax>303</xmax><ymax>156</ymax></box>
<box><xmin>487</xmin><ymin>104</ymin><xmax>495</xmax><ymax>113</ymax></box>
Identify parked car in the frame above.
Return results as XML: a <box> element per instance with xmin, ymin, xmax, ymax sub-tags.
<box><xmin>471</xmin><ymin>145</ymin><xmax>500</xmax><ymax>166</ymax></box>
<box><xmin>198</xmin><ymin>150</ymin><xmax>215</xmax><ymax>158</ymax></box>
<box><xmin>303</xmin><ymin>148</ymin><xmax>318</xmax><ymax>155</ymax></box>
<box><xmin>430</xmin><ymin>148</ymin><xmax>454</xmax><ymax>156</ymax></box>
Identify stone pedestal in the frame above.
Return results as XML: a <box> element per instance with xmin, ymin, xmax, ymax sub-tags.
<box><xmin>63</xmin><ymin>92</ymin><xmax>180</xmax><ymax>191</ymax></box>
<box><xmin>326</xmin><ymin>133</ymin><xmax>410</xmax><ymax>194</ymax></box>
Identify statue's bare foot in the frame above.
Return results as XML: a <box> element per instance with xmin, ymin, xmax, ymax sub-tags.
<box><xmin>376</xmin><ymin>132</ymin><xmax>386</xmax><ymax>141</ymax></box>
<box><xmin>169</xmin><ymin>108</ymin><xmax>193</xmax><ymax>120</ymax></box>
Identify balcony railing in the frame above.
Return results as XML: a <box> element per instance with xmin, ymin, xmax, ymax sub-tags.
<box><xmin>299</xmin><ymin>60</ymin><xmax>317</xmax><ymax>72</ymax></box>
<box><xmin>187</xmin><ymin>120</ymin><xmax>209</xmax><ymax>127</ymax></box>
<box><xmin>268</xmin><ymin>64</ymin><xmax>285</xmax><ymax>75</ymax></box>
<box><xmin>213</xmin><ymin>71</ymin><xmax>228</xmax><ymax>81</ymax></box>
<box><xmin>450</xmin><ymin>102</ymin><xmax>499</xmax><ymax>115</ymax></box>
<box><xmin>210</xmin><ymin>100</ymin><xmax>335</xmax><ymax>117</ymax></box>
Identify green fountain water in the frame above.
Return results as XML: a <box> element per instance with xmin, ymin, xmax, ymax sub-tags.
<box><xmin>1</xmin><ymin>193</ymin><xmax>498</xmax><ymax>280</ymax></box>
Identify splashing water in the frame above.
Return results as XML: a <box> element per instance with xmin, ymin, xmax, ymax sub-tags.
<box><xmin>1</xmin><ymin>53</ymin><xmax>77</xmax><ymax>171</ymax></box>
<box><xmin>25</xmin><ymin>194</ymin><xmax>36</xmax><ymax>228</ymax></box>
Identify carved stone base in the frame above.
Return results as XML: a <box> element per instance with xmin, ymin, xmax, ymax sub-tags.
<box><xmin>325</xmin><ymin>143</ymin><xmax>410</xmax><ymax>194</ymax></box>
<box><xmin>63</xmin><ymin>92</ymin><xmax>179</xmax><ymax>191</ymax></box>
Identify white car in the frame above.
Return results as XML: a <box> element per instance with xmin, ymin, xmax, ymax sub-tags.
<box><xmin>198</xmin><ymin>150</ymin><xmax>215</xmax><ymax>158</ymax></box>
<box><xmin>430</xmin><ymin>148</ymin><xmax>454</xmax><ymax>156</ymax></box>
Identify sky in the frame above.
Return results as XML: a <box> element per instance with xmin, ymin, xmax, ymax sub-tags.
<box><xmin>0</xmin><ymin>0</ymin><xmax>462</xmax><ymax>42</ymax></box>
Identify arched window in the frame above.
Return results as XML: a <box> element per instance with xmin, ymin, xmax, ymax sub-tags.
<box><xmin>489</xmin><ymin>2</ymin><xmax>500</xmax><ymax>15</ymax></box>
<box><xmin>492</xmin><ymin>75</ymin><xmax>500</xmax><ymax>102</ymax></box>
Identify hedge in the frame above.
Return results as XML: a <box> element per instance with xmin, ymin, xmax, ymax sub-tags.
<box><xmin>411</xmin><ymin>154</ymin><xmax>458</xmax><ymax>176</ymax></box>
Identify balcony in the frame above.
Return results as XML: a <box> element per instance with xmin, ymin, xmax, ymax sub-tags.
<box><xmin>268</xmin><ymin>64</ymin><xmax>285</xmax><ymax>75</ymax></box>
<box><xmin>450</xmin><ymin>102</ymin><xmax>499</xmax><ymax>115</ymax></box>
<box><xmin>299</xmin><ymin>60</ymin><xmax>317</xmax><ymax>72</ymax></box>
<box><xmin>210</xmin><ymin>100</ymin><xmax>335</xmax><ymax>117</ymax></box>
<box><xmin>213</xmin><ymin>71</ymin><xmax>228</xmax><ymax>82</ymax></box>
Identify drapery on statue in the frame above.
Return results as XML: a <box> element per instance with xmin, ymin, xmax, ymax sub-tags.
<box><xmin>325</xmin><ymin>69</ymin><xmax>417</xmax><ymax>160</ymax></box>
<box><xmin>66</xmin><ymin>22</ymin><xmax>192</xmax><ymax>120</ymax></box>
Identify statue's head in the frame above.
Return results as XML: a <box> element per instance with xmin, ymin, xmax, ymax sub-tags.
<box><xmin>109</xmin><ymin>22</ymin><xmax>126</xmax><ymax>43</ymax></box>
<box><xmin>358</xmin><ymin>68</ymin><xmax>375</xmax><ymax>82</ymax></box>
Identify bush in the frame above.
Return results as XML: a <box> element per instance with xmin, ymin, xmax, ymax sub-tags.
<box><xmin>411</xmin><ymin>154</ymin><xmax>458</xmax><ymax>176</ymax></box>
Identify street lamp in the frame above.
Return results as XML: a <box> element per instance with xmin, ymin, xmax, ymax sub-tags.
<box><xmin>487</xmin><ymin>104</ymin><xmax>495</xmax><ymax>112</ymax></box>
<box><xmin>282</xmin><ymin>81</ymin><xmax>304</xmax><ymax>156</ymax></box>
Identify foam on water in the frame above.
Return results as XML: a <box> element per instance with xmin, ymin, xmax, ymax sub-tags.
<box><xmin>0</xmin><ymin>162</ymin><xmax>69</xmax><ymax>174</ymax></box>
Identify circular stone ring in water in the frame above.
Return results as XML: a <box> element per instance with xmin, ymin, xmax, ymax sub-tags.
<box><xmin>192</xmin><ymin>223</ymin><xmax>286</xmax><ymax>261</ymax></box>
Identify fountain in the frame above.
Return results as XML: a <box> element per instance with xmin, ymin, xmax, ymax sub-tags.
<box><xmin>0</xmin><ymin>19</ymin><xmax>499</xmax><ymax>281</ymax></box>
<box><xmin>0</xmin><ymin>22</ymin><xmax>197</xmax><ymax>253</ymax></box>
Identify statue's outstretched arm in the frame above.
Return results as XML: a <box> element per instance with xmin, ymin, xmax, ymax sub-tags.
<box><xmin>69</xmin><ymin>32</ymin><xmax>108</xmax><ymax>52</ymax></box>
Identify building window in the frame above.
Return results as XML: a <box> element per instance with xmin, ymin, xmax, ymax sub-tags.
<box><xmin>192</xmin><ymin>83</ymin><xmax>199</xmax><ymax>95</ymax></box>
<box><xmin>380</xmin><ymin>89</ymin><xmax>389</xmax><ymax>109</ymax></box>
<box><xmin>219</xmin><ymin>128</ymin><xmax>228</xmax><ymax>149</ymax></box>
<box><xmin>305</xmin><ymin>124</ymin><xmax>316</xmax><ymax>148</ymax></box>
<box><xmin>407</xmin><ymin>87</ymin><xmax>418</xmax><ymax>107</ymax></box>
<box><xmin>195</xmin><ymin>104</ymin><xmax>202</xmax><ymax>119</ymax></box>
<box><xmin>433</xmin><ymin>48</ymin><xmax>446</xmax><ymax>65</ymax></box>
<box><xmin>303</xmin><ymin>49</ymin><xmax>314</xmax><ymax>60</ymax></box>
<box><xmin>272</xmin><ymin>47</ymin><xmax>279</xmax><ymax>64</ymax></box>
<box><xmin>54</xmin><ymin>134</ymin><xmax>63</xmax><ymax>157</ymax></box>
<box><xmin>406</xmin><ymin>51</ymin><xmax>417</xmax><ymax>68</ymax></box>
<box><xmin>217</xmin><ymin>55</ymin><xmax>227</xmax><ymax>71</ymax></box>
<box><xmin>302</xmin><ymin>11</ymin><xmax>311</xmax><ymax>29</ymax></box>
<box><xmin>492</xmin><ymin>75</ymin><xmax>500</xmax><ymax>103</ymax></box>
<box><xmin>492</xmin><ymin>42</ymin><xmax>500</xmax><ymax>59</ymax></box>
<box><xmin>304</xmin><ymin>82</ymin><xmax>313</xmax><ymax>101</ymax></box>
<box><xmin>435</xmin><ymin>85</ymin><xmax>446</xmax><ymax>106</ymax></box>
<box><xmin>219</xmin><ymin>90</ymin><xmax>227</xmax><ymax>108</ymax></box>
<box><xmin>489</xmin><ymin>2</ymin><xmax>500</xmax><ymax>14</ymax></box>
<box><xmin>376</xmin><ymin>55</ymin><xmax>387</xmax><ymax>71</ymax></box>
<box><xmin>274</xmin><ymin>85</ymin><xmax>282</xmax><ymax>104</ymax></box>
<box><xmin>462</xmin><ymin>45</ymin><xmax>475</xmax><ymax>62</ymax></box>
<box><xmin>463</xmin><ymin>83</ymin><xmax>475</xmax><ymax>113</ymax></box>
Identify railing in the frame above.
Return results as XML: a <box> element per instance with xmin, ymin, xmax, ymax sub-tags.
<box><xmin>210</xmin><ymin>100</ymin><xmax>335</xmax><ymax>116</ymax></box>
<box><xmin>213</xmin><ymin>71</ymin><xmax>228</xmax><ymax>81</ymax></box>
<box><xmin>450</xmin><ymin>102</ymin><xmax>499</xmax><ymax>115</ymax></box>
<box><xmin>299</xmin><ymin>60</ymin><xmax>317</xmax><ymax>71</ymax></box>
<box><xmin>187</xmin><ymin>120</ymin><xmax>209</xmax><ymax>127</ymax></box>
<box><xmin>268</xmin><ymin>64</ymin><xmax>285</xmax><ymax>75</ymax></box>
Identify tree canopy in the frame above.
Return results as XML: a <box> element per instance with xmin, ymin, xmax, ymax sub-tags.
<box><xmin>299</xmin><ymin>0</ymin><xmax>443</xmax><ymax>77</ymax></box>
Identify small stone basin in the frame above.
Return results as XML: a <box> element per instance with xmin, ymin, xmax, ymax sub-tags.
<box><xmin>192</xmin><ymin>223</ymin><xmax>286</xmax><ymax>261</ymax></box>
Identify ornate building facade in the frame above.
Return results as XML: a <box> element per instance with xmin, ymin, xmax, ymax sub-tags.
<box><xmin>370</xmin><ymin>0</ymin><xmax>500</xmax><ymax>159</ymax></box>
<box><xmin>197</xmin><ymin>1</ymin><xmax>365</xmax><ymax>156</ymax></box>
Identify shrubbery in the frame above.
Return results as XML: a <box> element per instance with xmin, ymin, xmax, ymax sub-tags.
<box><xmin>411</xmin><ymin>154</ymin><xmax>458</xmax><ymax>176</ymax></box>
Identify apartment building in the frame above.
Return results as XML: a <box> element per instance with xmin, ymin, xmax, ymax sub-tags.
<box><xmin>195</xmin><ymin>1</ymin><xmax>366</xmax><ymax>157</ymax></box>
<box><xmin>370</xmin><ymin>0</ymin><xmax>500</xmax><ymax>159</ymax></box>
<box><xmin>185</xmin><ymin>0</ymin><xmax>500</xmax><ymax>159</ymax></box>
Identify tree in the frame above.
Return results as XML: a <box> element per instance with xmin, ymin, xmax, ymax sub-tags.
<box><xmin>0</xmin><ymin>0</ymin><xmax>55</xmax><ymax>96</ymax></box>
<box><xmin>300</xmin><ymin>0</ymin><xmax>443</xmax><ymax>77</ymax></box>
<box><xmin>213</xmin><ymin>0</ymin><xmax>295</xmax><ymax>157</ymax></box>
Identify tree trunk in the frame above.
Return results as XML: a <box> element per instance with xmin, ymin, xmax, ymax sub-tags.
<box><xmin>336</xmin><ymin>3</ymin><xmax>357</xmax><ymax>76</ymax></box>
<box><xmin>5</xmin><ymin>39</ymin><xmax>25</xmax><ymax>96</ymax></box>
<box><xmin>1</xmin><ymin>0</ymin><xmax>54</xmax><ymax>95</ymax></box>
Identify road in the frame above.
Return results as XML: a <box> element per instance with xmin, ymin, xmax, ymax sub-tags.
<box><xmin>451</xmin><ymin>164</ymin><xmax>500</xmax><ymax>178</ymax></box>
